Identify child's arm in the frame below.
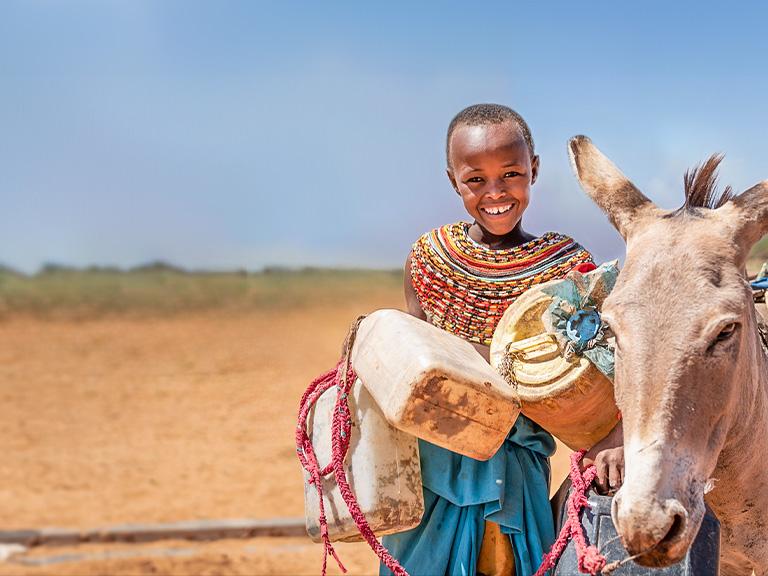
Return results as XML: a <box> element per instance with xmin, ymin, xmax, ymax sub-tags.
<box><xmin>471</xmin><ymin>342</ymin><xmax>491</xmax><ymax>362</ymax></box>
<box><xmin>404</xmin><ymin>252</ymin><xmax>491</xmax><ymax>362</ymax></box>
<box><xmin>403</xmin><ymin>252</ymin><xmax>427</xmax><ymax>320</ymax></box>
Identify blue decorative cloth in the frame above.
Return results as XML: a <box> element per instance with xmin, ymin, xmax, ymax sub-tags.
<box><xmin>542</xmin><ymin>262</ymin><xmax>619</xmax><ymax>380</ymax></box>
<box><xmin>752</xmin><ymin>277</ymin><xmax>768</xmax><ymax>291</ymax></box>
<box><xmin>381</xmin><ymin>415</ymin><xmax>556</xmax><ymax>576</ymax></box>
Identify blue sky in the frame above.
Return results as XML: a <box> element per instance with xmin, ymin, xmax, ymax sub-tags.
<box><xmin>2</xmin><ymin>1</ymin><xmax>767</xmax><ymax>273</ymax></box>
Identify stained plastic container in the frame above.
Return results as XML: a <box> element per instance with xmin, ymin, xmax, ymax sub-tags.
<box><xmin>303</xmin><ymin>377</ymin><xmax>424</xmax><ymax>542</ymax></box>
<box><xmin>551</xmin><ymin>484</ymin><xmax>720</xmax><ymax>575</ymax></box>
<box><xmin>351</xmin><ymin>309</ymin><xmax>521</xmax><ymax>461</ymax></box>
<box><xmin>490</xmin><ymin>268</ymin><xmax>619</xmax><ymax>450</ymax></box>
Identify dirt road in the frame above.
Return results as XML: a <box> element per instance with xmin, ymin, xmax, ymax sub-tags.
<box><xmin>0</xmin><ymin>292</ymin><xmax>570</xmax><ymax>574</ymax></box>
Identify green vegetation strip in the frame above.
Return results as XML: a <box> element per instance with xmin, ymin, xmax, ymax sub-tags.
<box><xmin>0</xmin><ymin>265</ymin><xmax>402</xmax><ymax>317</ymax></box>
<box><xmin>3</xmin><ymin>234</ymin><xmax>766</xmax><ymax>317</ymax></box>
<box><xmin>751</xmin><ymin>235</ymin><xmax>768</xmax><ymax>274</ymax></box>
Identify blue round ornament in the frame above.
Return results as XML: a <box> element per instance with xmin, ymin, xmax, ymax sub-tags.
<box><xmin>565</xmin><ymin>308</ymin><xmax>602</xmax><ymax>346</ymax></box>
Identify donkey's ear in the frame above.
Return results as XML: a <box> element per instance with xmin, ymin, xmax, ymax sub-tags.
<box><xmin>730</xmin><ymin>180</ymin><xmax>768</xmax><ymax>249</ymax></box>
<box><xmin>568</xmin><ymin>136</ymin><xmax>656</xmax><ymax>240</ymax></box>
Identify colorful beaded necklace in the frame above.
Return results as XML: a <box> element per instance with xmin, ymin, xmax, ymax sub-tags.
<box><xmin>410</xmin><ymin>222</ymin><xmax>594</xmax><ymax>345</ymax></box>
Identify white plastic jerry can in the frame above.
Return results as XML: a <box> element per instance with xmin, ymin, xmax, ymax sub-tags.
<box><xmin>351</xmin><ymin>309</ymin><xmax>521</xmax><ymax>461</ymax></box>
<box><xmin>303</xmin><ymin>377</ymin><xmax>424</xmax><ymax>543</ymax></box>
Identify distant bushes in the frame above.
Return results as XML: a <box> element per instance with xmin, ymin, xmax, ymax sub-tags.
<box><xmin>5</xmin><ymin>235</ymin><xmax>765</xmax><ymax>319</ymax></box>
<box><xmin>0</xmin><ymin>265</ymin><xmax>402</xmax><ymax>319</ymax></box>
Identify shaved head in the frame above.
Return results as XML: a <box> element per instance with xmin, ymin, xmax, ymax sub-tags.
<box><xmin>446</xmin><ymin>104</ymin><xmax>534</xmax><ymax>167</ymax></box>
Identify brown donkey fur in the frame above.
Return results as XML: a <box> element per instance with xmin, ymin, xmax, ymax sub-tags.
<box><xmin>569</xmin><ymin>136</ymin><xmax>768</xmax><ymax>575</ymax></box>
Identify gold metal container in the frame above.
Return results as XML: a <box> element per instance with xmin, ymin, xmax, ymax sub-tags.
<box><xmin>490</xmin><ymin>278</ymin><xmax>619</xmax><ymax>450</ymax></box>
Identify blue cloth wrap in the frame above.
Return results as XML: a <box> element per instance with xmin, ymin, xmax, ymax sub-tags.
<box><xmin>752</xmin><ymin>277</ymin><xmax>768</xmax><ymax>290</ymax></box>
<box><xmin>381</xmin><ymin>415</ymin><xmax>556</xmax><ymax>576</ymax></box>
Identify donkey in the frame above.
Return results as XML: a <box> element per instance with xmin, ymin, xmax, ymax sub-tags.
<box><xmin>568</xmin><ymin>136</ymin><xmax>768</xmax><ymax>575</ymax></box>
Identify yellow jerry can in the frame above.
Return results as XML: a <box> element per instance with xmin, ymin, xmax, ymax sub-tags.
<box><xmin>490</xmin><ymin>265</ymin><xmax>620</xmax><ymax>450</ymax></box>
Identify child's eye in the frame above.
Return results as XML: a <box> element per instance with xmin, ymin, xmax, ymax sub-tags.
<box><xmin>504</xmin><ymin>171</ymin><xmax>521</xmax><ymax>178</ymax></box>
<box><xmin>465</xmin><ymin>177</ymin><xmax>484</xmax><ymax>184</ymax></box>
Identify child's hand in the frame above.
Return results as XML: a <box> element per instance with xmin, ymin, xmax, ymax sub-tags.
<box><xmin>581</xmin><ymin>420</ymin><xmax>624</xmax><ymax>495</ymax></box>
<box><xmin>588</xmin><ymin>446</ymin><xmax>624</xmax><ymax>495</ymax></box>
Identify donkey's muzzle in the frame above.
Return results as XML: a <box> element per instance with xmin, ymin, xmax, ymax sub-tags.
<box><xmin>612</xmin><ymin>491</ymin><xmax>691</xmax><ymax>567</ymax></box>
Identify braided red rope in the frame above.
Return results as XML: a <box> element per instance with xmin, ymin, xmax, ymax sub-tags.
<box><xmin>298</xmin><ymin>317</ymin><xmax>609</xmax><ymax>576</ymax></box>
<box><xmin>296</xmin><ymin>318</ymin><xmax>408</xmax><ymax>576</ymax></box>
<box><xmin>296</xmin><ymin>366</ymin><xmax>346</xmax><ymax>575</ymax></box>
<box><xmin>533</xmin><ymin>450</ymin><xmax>608</xmax><ymax>576</ymax></box>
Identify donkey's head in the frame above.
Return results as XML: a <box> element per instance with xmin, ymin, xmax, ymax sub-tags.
<box><xmin>569</xmin><ymin>136</ymin><xmax>768</xmax><ymax>566</ymax></box>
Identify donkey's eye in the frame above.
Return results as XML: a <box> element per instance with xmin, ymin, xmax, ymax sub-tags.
<box><xmin>707</xmin><ymin>322</ymin><xmax>739</xmax><ymax>354</ymax></box>
<box><xmin>716</xmin><ymin>323</ymin><xmax>738</xmax><ymax>342</ymax></box>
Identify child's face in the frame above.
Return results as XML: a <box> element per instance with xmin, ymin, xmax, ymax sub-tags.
<box><xmin>447</xmin><ymin>121</ymin><xmax>539</xmax><ymax>237</ymax></box>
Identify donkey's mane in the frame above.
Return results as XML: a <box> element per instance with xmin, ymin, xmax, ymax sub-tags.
<box><xmin>681</xmin><ymin>154</ymin><xmax>735</xmax><ymax>210</ymax></box>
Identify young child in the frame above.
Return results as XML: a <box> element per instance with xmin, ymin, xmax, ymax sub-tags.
<box><xmin>382</xmin><ymin>104</ymin><xmax>623</xmax><ymax>576</ymax></box>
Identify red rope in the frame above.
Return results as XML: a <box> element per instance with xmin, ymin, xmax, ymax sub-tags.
<box><xmin>297</xmin><ymin>317</ymin><xmax>607</xmax><ymax>576</ymax></box>
<box><xmin>296</xmin><ymin>353</ymin><xmax>409</xmax><ymax>576</ymax></box>
<box><xmin>533</xmin><ymin>450</ymin><xmax>607</xmax><ymax>576</ymax></box>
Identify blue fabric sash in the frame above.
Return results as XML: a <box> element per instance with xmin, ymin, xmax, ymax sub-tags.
<box><xmin>381</xmin><ymin>415</ymin><xmax>556</xmax><ymax>576</ymax></box>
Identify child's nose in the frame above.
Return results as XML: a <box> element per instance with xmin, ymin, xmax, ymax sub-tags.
<box><xmin>486</xmin><ymin>180</ymin><xmax>507</xmax><ymax>197</ymax></box>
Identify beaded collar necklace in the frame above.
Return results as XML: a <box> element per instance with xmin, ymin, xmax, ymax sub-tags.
<box><xmin>410</xmin><ymin>222</ymin><xmax>593</xmax><ymax>344</ymax></box>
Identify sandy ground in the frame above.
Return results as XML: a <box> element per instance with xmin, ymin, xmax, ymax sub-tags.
<box><xmin>0</xmin><ymin>294</ymin><xmax>571</xmax><ymax>574</ymax></box>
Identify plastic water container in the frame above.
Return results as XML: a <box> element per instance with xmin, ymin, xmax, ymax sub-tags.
<box><xmin>303</xmin><ymin>377</ymin><xmax>424</xmax><ymax>543</ymax></box>
<box><xmin>490</xmin><ymin>272</ymin><xmax>619</xmax><ymax>450</ymax></box>
<box><xmin>551</xmin><ymin>485</ymin><xmax>720</xmax><ymax>575</ymax></box>
<box><xmin>351</xmin><ymin>309</ymin><xmax>521</xmax><ymax>461</ymax></box>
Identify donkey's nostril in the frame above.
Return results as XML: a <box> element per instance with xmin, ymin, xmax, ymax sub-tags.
<box><xmin>660</xmin><ymin>510</ymin><xmax>687</xmax><ymax>545</ymax></box>
<box><xmin>615</xmin><ymin>495</ymin><xmax>690</xmax><ymax>559</ymax></box>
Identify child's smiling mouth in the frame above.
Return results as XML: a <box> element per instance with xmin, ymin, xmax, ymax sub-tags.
<box><xmin>480</xmin><ymin>204</ymin><xmax>513</xmax><ymax>216</ymax></box>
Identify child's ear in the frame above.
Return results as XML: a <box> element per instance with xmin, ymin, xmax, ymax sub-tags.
<box><xmin>446</xmin><ymin>168</ymin><xmax>460</xmax><ymax>195</ymax></box>
<box><xmin>530</xmin><ymin>155</ymin><xmax>540</xmax><ymax>185</ymax></box>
